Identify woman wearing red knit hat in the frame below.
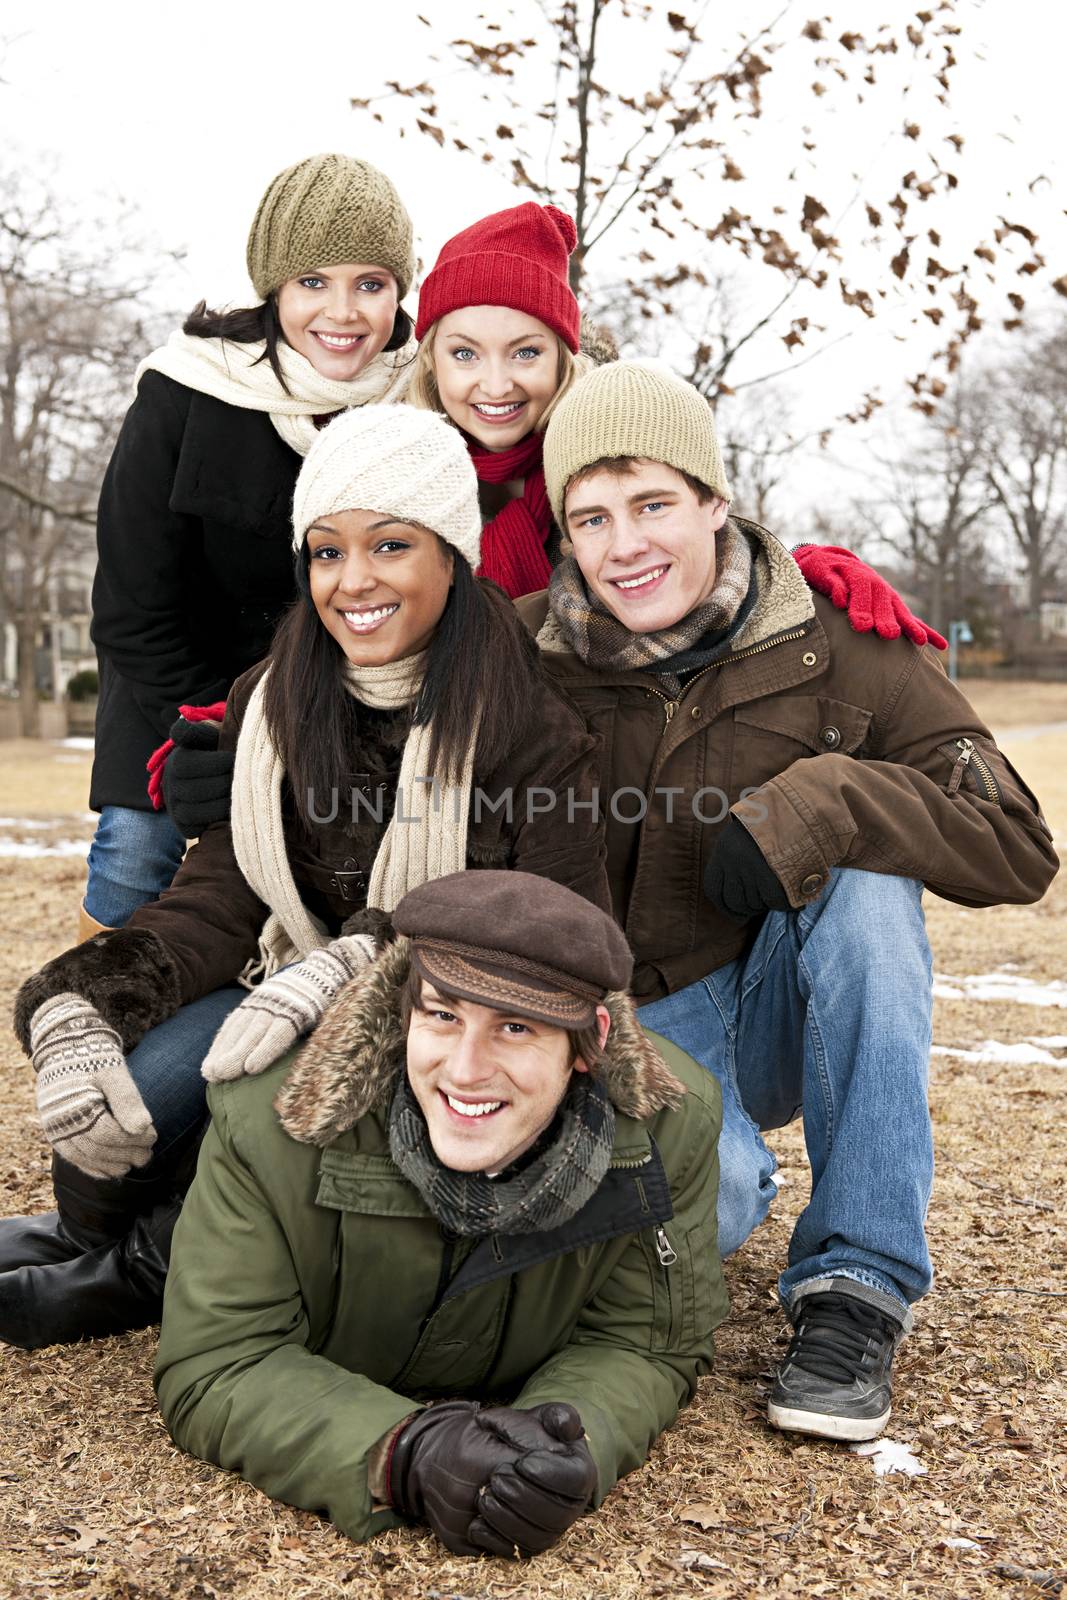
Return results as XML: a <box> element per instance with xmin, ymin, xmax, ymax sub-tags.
<box><xmin>408</xmin><ymin>203</ymin><xmax>950</xmax><ymax>656</ymax></box>
<box><xmin>409</xmin><ymin>202</ymin><xmax>594</xmax><ymax>600</ymax></box>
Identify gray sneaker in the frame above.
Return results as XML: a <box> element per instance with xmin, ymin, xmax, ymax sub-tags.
<box><xmin>767</xmin><ymin>1280</ymin><xmax>907</xmax><ymax>1442</ymax></box>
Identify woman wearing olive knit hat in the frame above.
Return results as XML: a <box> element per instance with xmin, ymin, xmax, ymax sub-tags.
<box><xmin>0</xmin><ymin>401</ymin><xmax>609</xmax><ymax>1351</ymax></box>
<box><xmin>85</xmin><ymin>153</ymin><xmax>417</xmax><ymax>947</ymax></box>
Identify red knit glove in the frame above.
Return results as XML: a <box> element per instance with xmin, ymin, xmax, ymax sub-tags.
<box><xmin>146</xmin><ymin>701</ymin><xmax>228</xmax><ymax>811</ymax></box>
<box><xmin>792</xmin><ymin>545</ymin><xmax>947</xmax><ymax>650</ymax></box>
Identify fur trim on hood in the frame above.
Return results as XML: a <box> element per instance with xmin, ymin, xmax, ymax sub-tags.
<box><xmin>274</xmin><ymin>936</ymin><xmax>684</xmax><ymax>1146</ymax></box>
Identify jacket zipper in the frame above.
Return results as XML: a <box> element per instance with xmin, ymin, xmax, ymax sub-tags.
<box><xmin>722</xmin><ymin>625</ymin><xmax>809</xmax><ymax>664</ymax></box>
<box><xmin>643</xmin><ymin>625</ymin><xmax>813</xmax><ymax>734</ymax></box>
<box><xmin>655</xmin><ymin>1226</ymin><xmax>678</xmax><ymax>1266</ymax></box>
<box><xmin>947</xmin><ymin>737</ymin><xmax>1001</xmax><ymax>803</ymax></box>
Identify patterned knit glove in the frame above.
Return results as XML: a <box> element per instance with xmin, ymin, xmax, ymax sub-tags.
<box><xmin>201</xmin><ymin>934</ymin><xmax>378</xmax><ymax>1083</ymax></box>
<box><xmin>30</xmin><ymin>994</ymin><xmax>157</xmax><ymax>1179</ymax></box>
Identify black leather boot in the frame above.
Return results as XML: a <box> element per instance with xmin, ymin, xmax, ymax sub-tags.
<box><xmin>0</xmin><ymin>1126</ymin><xmax>204</xmax><ymax>1349</ymax></box>
<box><xmin>0</xmin><ymin>1198</ymin><xmax>182</xmax><ymax>1350</ymax></box>
<box><xmin>0</xmin><ymin>1157</ymin><xmax>144</xmax><ymax>1273</ymax></box>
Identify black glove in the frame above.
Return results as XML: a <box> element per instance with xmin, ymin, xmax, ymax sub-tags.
<box><xmin>162</xmin><ymin>716</ymin><xmax>235</xmax><ymax>839</ymax></box>
<box><xmin>388</xmin><ymin>1400</ymin><xmax>585</xmax><ymax>1556</ymax></box>
<box><xmin>704</xmin><ymin>815</ymin><xmax>792</xmax><ymax>920</ymax></box>
<box><xmin>468</xmin><ymin>1402</ymin><xmax>597</xmax><ymax>1558</ymax></box>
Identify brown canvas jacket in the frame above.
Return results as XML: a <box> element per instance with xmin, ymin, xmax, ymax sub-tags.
<box><xmin>518</xmin><ymin>521</ymin><xmax>1057</xmax><ymax>1004</ymax></box>
<box><xmin>16</xmin><ymin>656</ymin><xmax>610</xmax><ymax>1056</ymax></box>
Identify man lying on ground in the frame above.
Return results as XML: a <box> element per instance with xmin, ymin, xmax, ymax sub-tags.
<box><xmin>517</xmin><ymin>359</ymin><xmax>1058</xmax><ymax>1444</ymax></box>
<box><xmin>154</xmin><ymin>870</ymin><xmax>727</xmax><ymax>1557</ymax></box>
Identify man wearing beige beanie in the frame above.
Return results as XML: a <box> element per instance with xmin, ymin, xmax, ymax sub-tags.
<box><xmin>521</xmin><ymin>359</ymin><xmax>1058</xmax><ymax>1445</ymax></box>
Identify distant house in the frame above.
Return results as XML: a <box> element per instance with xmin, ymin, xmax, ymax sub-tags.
<box><xmin>1039</xmin><ymin>600</ymin><xmax>1067</xmax><ymax>642</ymax></box>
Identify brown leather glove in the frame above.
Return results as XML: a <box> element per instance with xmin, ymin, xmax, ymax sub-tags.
<box><xmin>468</xmin><ymin>1401</ymin><xmax>597</xmax><ymax>1557</ymax></box>
<box><xmin>387</xmin><ymin>1400</ymin><xmax>588</xmax><ymax>1556</ymax></box>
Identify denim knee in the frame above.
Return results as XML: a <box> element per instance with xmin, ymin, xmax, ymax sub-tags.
<box><xmin>85</xmin><ymin>806</ymin><xmax>186</xmax><ymax>925</ymax></box>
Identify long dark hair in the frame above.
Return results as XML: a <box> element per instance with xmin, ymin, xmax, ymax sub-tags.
<box><xmin>182</xmin><ymin>298</ymin><xmax>414</xmax><ymax>394</ymax></box>
<box><xmin>263</xmin><ymin>550</ymin><xmax>541</xmax><ymax>827</ymax></box>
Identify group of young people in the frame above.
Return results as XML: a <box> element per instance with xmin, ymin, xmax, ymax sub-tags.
<box><xmin>0</xmin><ymin>152</ymin><xmax>1056</xmax><ymax>1560</ymax></box>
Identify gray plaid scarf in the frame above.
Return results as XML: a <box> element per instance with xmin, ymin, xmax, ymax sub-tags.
<box><xmin>548</xmin><ymin>517</ymin><xmax>754</xmax><ymax>693</ymax></box>
<box><xmin>389</xmin><ymin>1071</ymin><xmax>616</xmax><ymax>1237</ymax></box>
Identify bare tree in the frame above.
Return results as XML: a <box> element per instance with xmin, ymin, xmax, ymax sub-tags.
<box><xmin>359</xmin><ymin>2</ymin><xmax>1058</xmax><ymax>402</ymax></box>
<box><xmin>985</xmin><ymin>327</ymin><xmax>1067</xmax><ymax>616</ymax></box>
<box><xmin>870</xmin><ymin>379</ymin><xmax>995</xmax><ymax>632</ymax></box>
<box><xmin>0</xmin><ymin>169</ymin><xmax>173</xmax><ymax>734</ymax></box>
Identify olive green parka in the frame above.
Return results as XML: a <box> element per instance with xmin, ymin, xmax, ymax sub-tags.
<box><xmin>154</xmin><ymin>939</ymin><xmax>728</xmax><ymax>1545</ymax></box>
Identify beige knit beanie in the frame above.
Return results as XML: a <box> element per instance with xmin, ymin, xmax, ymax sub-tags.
<box><xmin>292</xmin><ymin>404</ymin><xmax>482</xmax><ymax>569</ymax></box>
<box><xmin>247</xmin><ymin>154</ymin><xmax>415</xmax><ymax>300</ymax></box>
<box><xmin>543</xmin><ymin>360</ymin><xmax>731</xmax><ymax>527</ymax></box>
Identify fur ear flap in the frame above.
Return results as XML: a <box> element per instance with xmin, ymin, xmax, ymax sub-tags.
<box><xmin>274</xmin><ymin>937</ymin><xmax>411</xmax><ymax>1145</ymax></box>
<box><xmin>596</xmin><ymin>990</ymin><xmax>686</xmax><ymax>1119</ymax></box>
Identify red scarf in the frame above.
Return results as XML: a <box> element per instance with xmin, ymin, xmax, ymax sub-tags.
<box><xmin>467</xmin><ymin>431</ymin><xmax>553</xmax><ymax>599</ymax></box>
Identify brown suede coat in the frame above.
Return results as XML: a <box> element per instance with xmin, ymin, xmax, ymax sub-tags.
<box><xmin>518</xmin><ymin>522</ymin><xmax>1058</xmax><ymax>1004</ymax></box>
<box><xmin>17</xmin><ymin>659</ymin><xmax>609</xmax><ymax>1053</ymax></box>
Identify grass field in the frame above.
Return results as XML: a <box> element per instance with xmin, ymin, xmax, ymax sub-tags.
<box><xmin>0</xmin><ymin>681</ymin><xmax>1064</xmax><ymax>1600</ymax></box>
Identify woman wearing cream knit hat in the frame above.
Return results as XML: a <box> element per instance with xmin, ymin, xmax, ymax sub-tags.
<box><xmin>84</xmin><ymin>153</ymin><xmax>418</xmax><ymax>944</ymax></box>
<box><xmin>1</xmin><ymin>403</ymin><xmax>608</xmax><ymax>1351</ymax></box>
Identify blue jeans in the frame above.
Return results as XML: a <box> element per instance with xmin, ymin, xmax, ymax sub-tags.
<box><xmin>638</xmin><ymin>868</ymin><xmax>934</xmax><ymax>1318</ymax></box>
<box><xmin>127</xmin><ymin>987</ymin><xmax>246</xmax><ymax>1158</ymax></box>
<box><xmin>85</xmin><ymin>805</ymin><xmax>186</xmax><ymax>926</ymax></box>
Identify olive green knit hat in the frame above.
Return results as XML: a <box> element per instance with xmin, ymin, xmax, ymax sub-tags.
<box><xmin>246</xmin><ymin>154</ymin><xmax>415</xmax><ymax>300</ymax></box>
<box><xmin>543</xmin><ymin>360</ymin><xmax>731</xmax><ymax>527</ymax></box>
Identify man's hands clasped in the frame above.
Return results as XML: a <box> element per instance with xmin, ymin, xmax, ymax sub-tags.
<box><xmin>387</xmin><ymin>1399</ymin><xmax>597</xmax><ymax>1558</ymax></box>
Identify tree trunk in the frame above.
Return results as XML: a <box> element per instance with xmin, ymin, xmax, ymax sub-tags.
<box><xmin>16</xmin><ymin>610</ymin><xmax>40</xmax><ymax>737</ymax></box>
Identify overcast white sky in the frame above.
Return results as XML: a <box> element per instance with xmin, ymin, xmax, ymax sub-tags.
<box><xmin>4</xmin><ymin>0</ymin><xmax>1066</xmax><ymax>536</ymax></box>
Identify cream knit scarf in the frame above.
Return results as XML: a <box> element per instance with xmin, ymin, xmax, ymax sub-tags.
<box><xmin>231</xmin><ymin>660</ymin><xmax>479</xmax><ymax>979</ymax></box>
<box><xmin>136</xmin><ymin>330</ymin><xmax>414</xmax><ymax>456</ymax></box>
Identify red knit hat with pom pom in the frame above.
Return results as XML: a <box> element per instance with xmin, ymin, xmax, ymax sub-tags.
<box><xmin>415</xmin><ymin>203</ymin><xmax>580</xmax><ymax>351</ymax></box>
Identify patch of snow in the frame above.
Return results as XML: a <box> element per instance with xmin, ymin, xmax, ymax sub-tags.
<box><xmin>0</xmin><ymin>814</ymin><xmax>95</xmax><ymax>829</ymax></box>
<box><xmin>933</xmin><ymin>970</ymin><xmax>1067</xmax><ymax>1009</ymax></box>
<box><xmin>931</xmin><ymin>1040</ymin><xmax>1063</xmax><ymax>1066</ymax></box>
<box><xmin>0</xmin><ymin>839</ymin><xmax>90</xmax><ymax>859</ymax></box>
<box><xmin>851</xmin><ymin>1438</ymin><xmax>926</xmax><ymax>1477</ymax></box>
<box><xmin>1027</xmin><ymin>1035</ymin><xmax>1067</xmax><ymax>1049</ymax></box>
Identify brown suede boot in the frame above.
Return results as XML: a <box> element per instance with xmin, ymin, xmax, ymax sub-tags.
<box><xmin>77</xmin><ymin>902</ymin><xmax>113</xmax><ymax>943</ymax></box>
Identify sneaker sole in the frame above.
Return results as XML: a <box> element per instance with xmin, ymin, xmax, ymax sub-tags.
<box><xmin>767</xmin><ymin>1399</ymin><xmax>891</xmax><ymax>1442</ymax></box>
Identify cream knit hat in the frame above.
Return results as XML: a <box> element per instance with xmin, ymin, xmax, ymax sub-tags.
<box><xmin>247</xmin><ymin>153</ymin><xmax>415</xmax><ymax>300</ymax></box>
<box><xmin>292</xmin><ymin>404</ymin><xmax>483</xmax><ymax>568</ymax></box>
<box><xmin>543</xmin><ymin>360</ymin><xmax>731</xmax><ymax>527</ymax></box>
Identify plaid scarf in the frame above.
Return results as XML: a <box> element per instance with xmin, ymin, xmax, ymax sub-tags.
<box><xmin>389</xmin><ymin>1071</ymin><xmax>616</xmax><ymax>1237</ymax></box>
<box><xmin>548</xmin><ymin>518</ymin><xmax>755</xmax><ymax>692</ymax></box>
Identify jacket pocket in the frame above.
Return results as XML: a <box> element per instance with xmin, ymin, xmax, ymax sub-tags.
<box><xmin>641</xmin><ymin>1225</ymin><xmax>682</xmax><ymax>1351</ymax></box>
<box><xmin>733</xmin><ymin>694</ymin><xmax>873</xmax><ymax>757</ymax></box>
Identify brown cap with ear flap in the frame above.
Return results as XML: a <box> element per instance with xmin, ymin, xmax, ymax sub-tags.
<box><xmin>394</xmin><ymin>870</ymin><xmax>632</xmax><ymax>1028</ymax></box>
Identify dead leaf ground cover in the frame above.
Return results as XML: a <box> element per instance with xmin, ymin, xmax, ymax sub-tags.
<box><xmin>0</xmin><ymin>685</ymin><xmax>1064</xmax><ymax>1600</ymax></box>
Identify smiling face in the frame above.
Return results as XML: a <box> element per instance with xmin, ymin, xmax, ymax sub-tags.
<box><xmin>406</xmin><ymin>982</ymin><xmax>610</xmax><ymax>1174</ymax></box>
<box><xmin>276</xmin><ymin>263</ymin><xmax>399</xmax><ymax>381</ymax></box>
<box><xmin>431</xmin><ymin>306</ymin><xmax>561</xmax><ymax>451</ymax></box>
<box><xmin>306</xmin><ymin>509</ymin><xmax>454</xmax><ymax>667</ymax></box>
<box><xmin>564</xmin><ymin>460</ymin><xmax>729</xmax><ymax>633</ymax></box>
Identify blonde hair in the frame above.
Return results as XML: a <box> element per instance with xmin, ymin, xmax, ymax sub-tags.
<box><xmin>408</xmin><ymin>318</ymin><xmax>588</xmax><ymax>433</ymax></box>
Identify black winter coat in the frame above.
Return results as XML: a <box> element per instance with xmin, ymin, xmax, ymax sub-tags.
<box><xmin>90</xmin><ymin>371</ymin><xmax>301</xmax><ymax>811</ymax></box>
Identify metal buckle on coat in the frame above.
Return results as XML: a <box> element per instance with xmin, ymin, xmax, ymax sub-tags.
<box><xmin>327</xmin><ymin>859</ymin><xmax>367</xmax><ymax>902</ymax></box>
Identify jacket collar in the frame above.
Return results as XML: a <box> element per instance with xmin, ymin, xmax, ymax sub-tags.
<box><xmin>274</xmin><ymin>936</ymin><xmax>685</xmax><ymax>1146</ymax></box>
<box><xmin>312</xmin><ymin>1115</ymin><xmax>673</xmax><ymax>1294</ymax></box>
<box><xmin>527</xmin><ymin>518</ymin><xmax>816</xmax><ymax>680</ymax></box>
